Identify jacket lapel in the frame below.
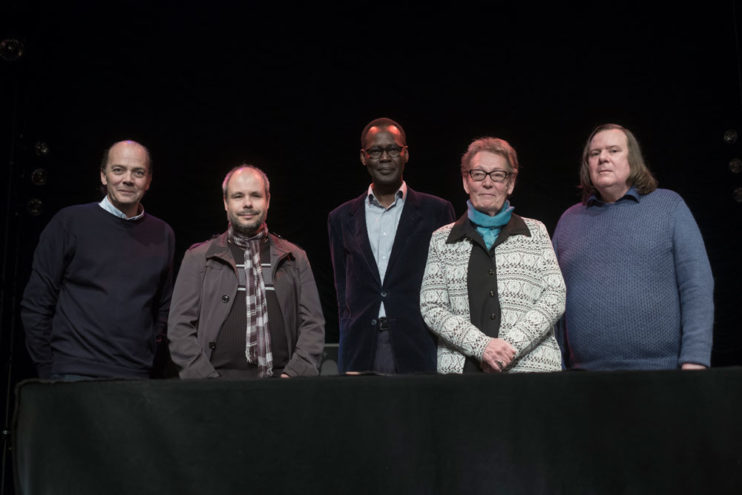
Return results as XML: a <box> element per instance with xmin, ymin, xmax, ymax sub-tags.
<box><xmin>385</xmin><ymin>187</ymin><xmax>422</xmax><ymax>279</ymax></box>
<box><xmin>347</xmin><ymin>192</ymin><xmax>382</xmax><ymax>285</ymax></box>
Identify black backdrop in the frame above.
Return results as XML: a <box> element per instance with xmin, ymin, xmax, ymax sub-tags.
<box><xmin>3</xmin><ymin>2</ymin><xmax>742</xmax><ymax>493</ymax></box>
<box><xmin>2</xmin><ymin>3</ymin><xmax>742</xmax><ymax>384</ymax></box>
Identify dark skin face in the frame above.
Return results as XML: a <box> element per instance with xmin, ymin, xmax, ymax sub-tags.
<box><xmin>360</xmin><ymin>125</ymin><xmax>409</xmax><ymax>202</ymax></box>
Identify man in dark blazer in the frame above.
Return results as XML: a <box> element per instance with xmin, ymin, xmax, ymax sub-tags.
<box><xmin>328</xmin><ymin>118</ymin><xmax>456</xmax><ymax>373</ymax></box>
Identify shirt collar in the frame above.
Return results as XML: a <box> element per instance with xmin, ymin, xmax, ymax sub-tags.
<box><xmin>367</xmin><ymin>181</ymin><xmax>407</xmax><ymax>207</ymax></box>
<box><xmin>587</xmin><ymin>186</ymin><xmax>640</xmax><ymax>206</ymax></box>
<box><xmin>99</xmin><ymin>195</ymin><xmax>145</xmax><ymax>220</ymax></box>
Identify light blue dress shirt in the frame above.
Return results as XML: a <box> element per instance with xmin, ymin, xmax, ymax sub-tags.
<box><xmin>98</xmin><ymin>196</ymin><xmax>145</xmax><ymax>220</ymax></box>
<box><xmin>365</xmin><ymin>181</ymin><xmax>407</xmax><ymax>318</ymax></box>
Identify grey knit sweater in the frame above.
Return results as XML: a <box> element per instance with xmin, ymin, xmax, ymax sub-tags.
<box><xmin>552</xmin><ymin>188</ymin><xmax>714</xmax><ymax>370</ymax></box>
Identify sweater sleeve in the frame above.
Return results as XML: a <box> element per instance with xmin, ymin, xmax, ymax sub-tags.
<box><xmin>551</xmin><ymin>219</ymin><xmax>571</xmax><ymax>368</ymax></box>
<box><xmin>155</xmin><ymin>225</ymin><xmax>176</xmax><ymax>339</ymax></box>
<box><xmin>420</xmin><ymin>230</ymin><xmax>491</xmax><ymax>360</ymax></box>
<box><xmin>500</xmin><ymin>221</ymin><xmax>567</xmax><ymax>360</ymax></box>
<box><xmin>672</xmin><ymin>200</ymin><xmax>714</xmax><ymax>367</ymax></box>
<box><xmin>20</xmin><ymin>212</ymin><xmax>71</xmax><ymax>378</ymax></box>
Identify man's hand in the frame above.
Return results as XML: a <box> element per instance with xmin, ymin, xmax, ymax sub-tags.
<box><xmin>481</xmin><ymin>338</ymin><xmax>517</xmax><ymax>373</ymax></box>
<box><xmin>280</xmin><ymin>373</ymin><xmax>290</xmax><ymax>378</ymax></box>
<box><xmin>681</xmin><ymin>363</ymin><xmax>707</xmax><ymax>370</ymax></box>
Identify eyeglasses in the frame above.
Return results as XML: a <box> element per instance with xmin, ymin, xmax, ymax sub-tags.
<box><xmin>466</xmin><ymin>169</ymin><xmax>513</xmax><ymax>183</ymax></box>
<box><xmin>363</xmin><ymin>146</ymin><xmax>407</xmax><ymax>159</ymax></box>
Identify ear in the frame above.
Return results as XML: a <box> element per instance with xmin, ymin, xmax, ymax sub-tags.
<box><xmin>223</xmin><ymin>197</ymin><xmax>228</xmax><ymax>212</ymax></box>
<box><xmin>506</xmin><ymin>176</ymin><xmax>516</xmax><ymax>196</ymax></box>
<box><xmin>402</xmin><ymin>147</ymin><xmax>410</xmax><ymax>164</ymax></box>
<box><xmin>462</xmin><ymin>175</ymin><xmax>470</xmax><ymax>195</ymax></box>
<box><xmin>100</xmin><ymin>170</ymin><xmax>107</xmax><ymax>186</ymax></box>
<box><xmin>144</xmin><ymin>174</ymin><xmax>152</xmax><ymax>192</ymax></box>
<box><xmin>360</xmin><ymin>149</ymin><xmax>368</xmax><ymax>167</ymax></box>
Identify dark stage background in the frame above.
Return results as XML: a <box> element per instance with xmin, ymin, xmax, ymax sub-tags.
<box><xmin>2</xmin><ymin>1</ymin><xmax>742</xmax><ymax>490</ymax></box>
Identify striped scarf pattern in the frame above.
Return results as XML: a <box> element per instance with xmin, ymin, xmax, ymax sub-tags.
<box><xmin>228</xmin><ymin>224</ymin><xmax>272</xmax><ymax>377</ymax></box>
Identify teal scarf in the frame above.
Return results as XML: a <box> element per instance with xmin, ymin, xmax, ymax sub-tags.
<box><xmin>467</xmin><ymin>200</ymin><xmax>514</xmax><ymax>250</ymax></box>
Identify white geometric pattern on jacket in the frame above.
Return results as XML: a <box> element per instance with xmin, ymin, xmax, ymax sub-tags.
<box><xmin>420</xmin><ymin>216</ymin><xmax>566</xmax><ymax>373</ymax></box>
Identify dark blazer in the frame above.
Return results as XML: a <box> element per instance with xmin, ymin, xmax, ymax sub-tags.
<box><xmin>328</xmin><ymin>186</ymin><xmax>456</xmax><ymax>373</ymax></box>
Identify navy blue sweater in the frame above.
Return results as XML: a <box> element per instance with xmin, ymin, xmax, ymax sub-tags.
<box><xmin>21</xmin><ymin>203</ymin><xmax>175</xmax><ymax>378</ymax></box>
<box><xmin>552</xmin><ymin>188</ymin><xmax>714</xmax><ymax>370</ymax></box>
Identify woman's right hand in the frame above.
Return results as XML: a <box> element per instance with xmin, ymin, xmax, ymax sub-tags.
<box><xmin>481</xmin><ymin>338</ymin><xmax>516</xmax><ymax>372</ymax></box>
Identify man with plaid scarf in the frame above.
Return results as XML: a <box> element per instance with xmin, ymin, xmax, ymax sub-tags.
<box><xmin>167</xmin><ymin>165</ymin><xmax>325</xmax><ymax>378</ymax></box>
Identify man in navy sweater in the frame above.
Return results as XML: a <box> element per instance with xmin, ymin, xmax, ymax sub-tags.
<box><xmin>552</xmin><ymin>124</ymin><xmax>714</xmax><ymax>370</ymax></box>
<box><xmin>21</xmin><ymin>140</ymin><xmax>175</xmax><ymax>379</ymax></box>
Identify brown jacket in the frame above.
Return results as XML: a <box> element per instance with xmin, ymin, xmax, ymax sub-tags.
<box><xmin>167</xmin><ymin>232</ymin><xmax>325</xmax><ymax>378</ymax></box>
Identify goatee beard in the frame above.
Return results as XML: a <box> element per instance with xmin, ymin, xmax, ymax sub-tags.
<box><xmin>231</xmin><ymin>221</ymin><xmax>265</xmax><ymax>237</ymax></box>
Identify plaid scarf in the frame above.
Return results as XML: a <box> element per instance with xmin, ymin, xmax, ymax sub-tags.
<box><xmin>228</xmin><ymin>224</ymin><xmax>272</xmax><ymax>377</ymax></box>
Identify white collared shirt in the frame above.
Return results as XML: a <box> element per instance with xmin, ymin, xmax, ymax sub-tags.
<box><xmin>98</xmin><ymin>196</ymin><xmax>145</xmax><ymax>221</ymax></box>
<box><xmin>365</xmin><ymin>181</ymin><xmax>407</xmax><ymax>318</ymax></box>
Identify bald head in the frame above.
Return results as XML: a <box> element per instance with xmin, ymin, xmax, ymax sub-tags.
<box><xmin>101</xmin><ymin>141</ymin><xmax>152</xmax><ymax>175</ymax></box>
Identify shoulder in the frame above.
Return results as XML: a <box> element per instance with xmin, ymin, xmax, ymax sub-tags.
<box><xmin>557</xmin><ymin>202</ymin><xmax>587</xmax><ymax>220</ymax></box>
<box><xmin>42</xmin><ymin>203</ymin><xmax>100</xmax><ymax>233</ymax></box>
<box><xmin>553</xmin><ymin>202</ymin><xmax>588</xmax><ymax>235</ymax></box>
<box><xmin>518</xmin><ymin>215</ymin><xmax>548</xmax><ymax>234</ymax></box>
<box><xmin>431</xmin><ymin>221</ymin><xmax>456</xmax><ymax>240</ymax></box>
<box><xmin>54</xmin><ymin>202</ymin><xmax>100</xmax><ymax>220</ymax></box>
<box><xmin>640</xmin><ymin>188</ymin><xmax>684</xmax><ymax>208</ymax></box>
<box><xmin>142</xmin><ymin>211</ymin><xmax>175</xmax><ymax>235</ymax></box>
<box><xmin>185</xmin><ymin>235</ymin><xmax>222</xmax><ymax>256</ymax></box>
<box><xmin>328</xmin><ymin>192</ymin><xmax>365</xmax><ymax>219</ymax></box>
<box><xmin>270</xmin><ymin>233</ymin><xmax>307</xmax><ymax>258</ymax></box>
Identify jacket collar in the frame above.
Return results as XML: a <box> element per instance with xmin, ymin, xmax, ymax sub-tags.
<box><xmin>349</xmin><ymin>184</ymin><xmax>420</xmax><ymax>216</ymax></box>
<box><xmin>205</xmin><ymin>230</ymin><xmax>294</xmax><ymax>267</ymax></box>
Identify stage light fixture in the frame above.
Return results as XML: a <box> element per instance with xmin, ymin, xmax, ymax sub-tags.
<box><xmin>31</xmin><ymin>168</ymin><xmax>48</xmax><ymax>186</ymax></box>
<box><xmin>0</xmin><ymin>38</ymin><xmax>24</xmax><ymax>61</ymax></box>
<box><xmin>723</xmin><ymin>129</ymin><xmax>738</xmax><ymax>145</ymax></box>
<box><xmin>34</xmin><ymin>141</ymin><xmax>50</xmax><ymax>157</ymax></box>
<box><xmin>730</xmin><ymin>158</ymin><xmax>742</xmax><ymax>174</ymax></box>
<box><xmin>26</xmin><ymin>198</ymin><xmax>43</xmax><ymax>216</ymax></box>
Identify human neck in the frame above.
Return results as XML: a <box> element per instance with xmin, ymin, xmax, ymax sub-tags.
<box><xmin>372</xmin><ymin>182</ymin><xmax>401</xmax><ymax>208</ymax></box>
<box><xmin>110</xmin><ymin>196</ymin><xmax>140</xmax><ymax>218</ymax></box>
<box><xmin>597</xmin><ymin>184</ymin><xmax>630</xmax><ymax>204</ymax></box>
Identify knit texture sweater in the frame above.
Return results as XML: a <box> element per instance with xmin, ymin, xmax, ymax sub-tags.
<box><xmin>21</xmin><ymin>203</ymin><xmax>175</xmax><ymax>378</ymax></box>
<box><xmin>552</xmin><ymin>188</ymin><xmax>714</xmax><ymax>370</ymax></box>
<box><xmin>421</xmin><ymin>214</ymin><xmax>565</xmax><ymax>373</ymax></box>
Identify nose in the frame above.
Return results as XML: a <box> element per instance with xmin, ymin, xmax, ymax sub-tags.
<box><xmin>598</xmin><ymin>149</ymin><xmax>610</xmax><ymax>162</ymax></box>
<box><xmin>123</xmin><ymin>171</ymin><xmax>134</xmax><ymax>184</ymax></box>
<box><xmin>481</xmin><ymin>174</ymin><xmax>496</xmax><ymax>187</ymax></box>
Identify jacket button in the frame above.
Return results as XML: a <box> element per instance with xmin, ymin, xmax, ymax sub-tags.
<box><xmin>380</xmin><ymin>291</ymin><xmax>388</xmax><ymax>298</ymax></box>
<box><xmin>488</xmin><ymin>269</ymin><xmax>494</xmax><ymax>276</ymax></box>
<box><xmin>371</xmin><ymin>319</ymin><xmax>377</xmax><ymax>326</ymax></box>
<box><xmin>490</xmin><ymin>313</ymin><xmax>496</xmax><ymax>320</ymax></box>
<box><xmin>221</xmin><ymin>295</ymin><xmax>230</xmax><ymax>303</ymax></box>
<box><xmin>489</xmin><ymin>290</ymin><xmax>495</xmax><ymax>297</ymax></box>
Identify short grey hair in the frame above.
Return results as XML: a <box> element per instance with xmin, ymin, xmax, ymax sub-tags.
<box><xmin>460</xmin><ymin>137</ymin><xmax>519</xmax><ymax>174</ymax></box>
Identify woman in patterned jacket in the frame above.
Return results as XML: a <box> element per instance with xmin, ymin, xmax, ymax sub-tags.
<box><xmin>420</xmin><ymin>137</ymin><xmax>565</xmax><ymax>374</ymax></box>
